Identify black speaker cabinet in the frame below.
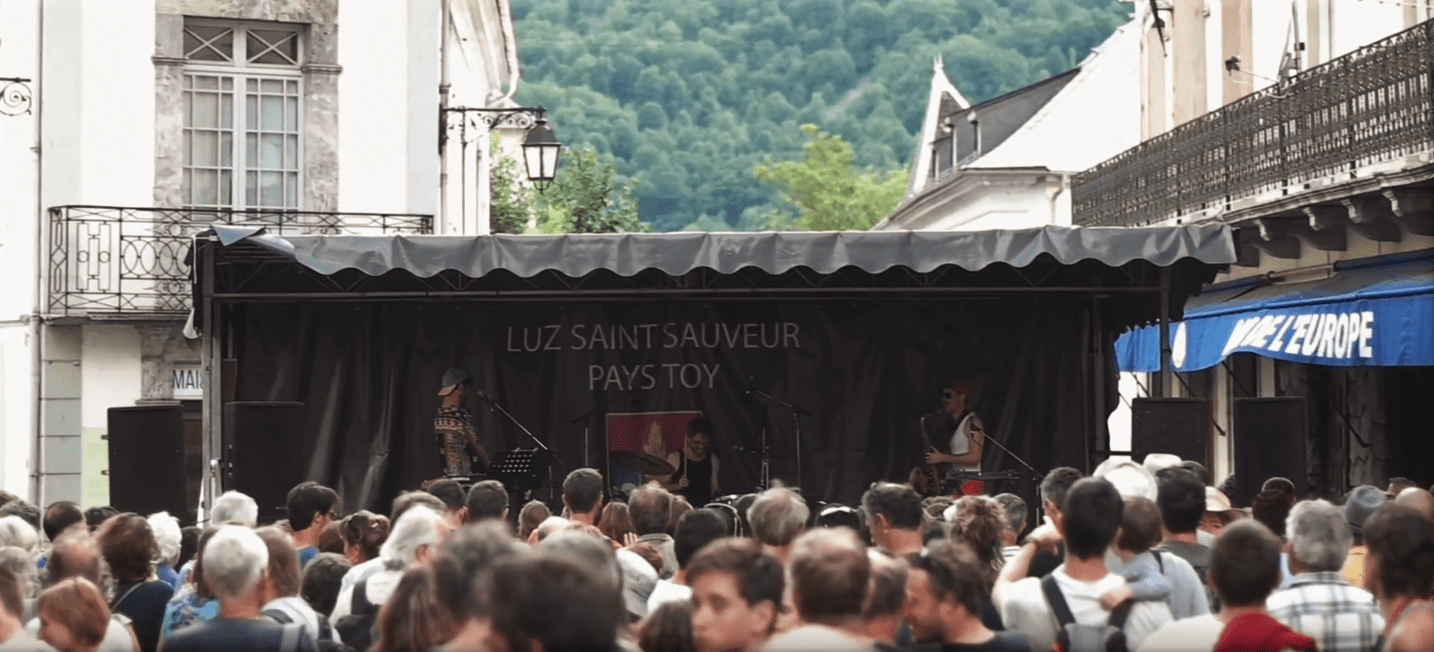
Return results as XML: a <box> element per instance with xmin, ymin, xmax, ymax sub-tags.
<box><xmin>1131</xmin><ymin>398</ymin><xmax>1209</xmax><ymax>468</ymax></box>
<box><xmin>223</xmin><ymin>402</ymin><xmax>306</xmax><ymax>523</ymax></box>
<box><xmin>108</xmin><ymin>405</ymin><xmax>190</xmax><ymax>520</ymax></box>
<box><xmin>1233</xmin><ymin>397</ymin><xmax>1307</xmax><ymax>507</ymax></box>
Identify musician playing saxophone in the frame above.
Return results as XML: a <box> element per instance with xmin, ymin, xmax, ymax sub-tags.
<box><xmin>923</xmin><ymin>381</ymin><xmax>985</xmax><ymax>496</ymax></box>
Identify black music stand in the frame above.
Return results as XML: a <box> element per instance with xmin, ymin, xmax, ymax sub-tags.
<box><xmin>489</xmin><ymin>448</ymin><xmax>555</xmax><ymax>490</ymax></box>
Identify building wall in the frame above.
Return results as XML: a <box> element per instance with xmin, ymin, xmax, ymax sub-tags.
<box><xmin>78</xmin><ymin>325</ymin><xmax>144</xmax><ymax>507</ymax></box>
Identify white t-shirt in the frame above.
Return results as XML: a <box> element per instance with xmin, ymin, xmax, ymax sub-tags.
<box><xmin>761</xmin><ymin>625</ymin><xmax>877</xmax><ymax>652</ymax></box>
<box><xmin>1135</xmin><ymin>614</ymin><xmax>1223</xmax><ymax>652</ymax></box>
<box><xmin>999</xmin><ymin>566</ymin><xmax>1172</xmax><ymax>652</ymax></box>
<box><xmin>646</xmin><ymin>579</ymin><xmax>693</xmax><ymax>613</ymax></box>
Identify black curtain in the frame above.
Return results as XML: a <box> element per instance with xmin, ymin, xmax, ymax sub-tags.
<box><xmin>230</xmin><ymin>297</ymin><xmax>1105</xmax><ymax>512</ymax></box>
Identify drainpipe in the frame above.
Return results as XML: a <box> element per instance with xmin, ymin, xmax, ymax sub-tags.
<box><xmin>29</xmin><ymin>0</ymin><xmax>45</xmax><ymax>505</ymax></box>
<box><xmin>1050</xmin><ymin>174</ymin><xmax>1068</xmax><ymax>225</ymax></box>
<box><xmin>438</xmin><ymin>0</ymin><xmax>452</xmax><ymax>234</ymax></box>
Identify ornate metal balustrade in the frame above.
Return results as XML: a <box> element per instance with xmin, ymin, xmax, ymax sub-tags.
<box><xmin>1074</xmin><ymin>20</ymin><xmax>1434</xmax><ymax>227</ymax></box>
<box><xmin>48</xmin><ymin>206</ymin><xmax>433</xmax><ymax>316</ymax></box>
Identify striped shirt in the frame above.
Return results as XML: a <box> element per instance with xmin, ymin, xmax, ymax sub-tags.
<box><xmin>1266</xmin><ymin>571</ymin><xmax>1385</xmax><ymax>652</ymax></box>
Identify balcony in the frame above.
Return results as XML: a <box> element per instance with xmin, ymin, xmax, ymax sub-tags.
<box><xmin>1074</xmin><ymin>20</ymin><xmax>1434</xmax><ymax>230</ymax></box>
<box><xmin>48</xmin><ymin>206</ymin><xmax>433</xmax><ymax>317</ymax></box>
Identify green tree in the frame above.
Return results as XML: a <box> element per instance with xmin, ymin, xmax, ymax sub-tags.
<box><xmin>753</xmin><ymin>124</ymin><xmax>907</xmax><ymax>231</ymax></box>
<box><xmin>536</xmin><ymin>147</ymin><xmax>648</xmax><ymax>233</ymax></box>
<box><xmin>489</xmin><ymin>139</ymin><xmax>530</xmax><ymax>234</ymax></box>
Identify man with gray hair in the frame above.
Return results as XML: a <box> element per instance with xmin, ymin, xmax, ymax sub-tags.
<box><xmin>1265</xmin><ymin>499</ymin><xmax>1384</xmax><ymax>652</ymax></box>
<box><xmin>747</xmin><ymin>486</ymin><xmax>809</xmax><ymax>564</ymax></box>
<box><xmin>210</xmin><ymin>491</ymin><xmax>259</xmax><ymax>527</ymax></box>
<box><xmin>631</xmin><ymin>485</ymin><xmax>677</xmax><ymax>579</ymax></box>
<box><xmin>993</xmin><ymin>493</ymin><xmax>1027</xmax><ymax>565</ymax></box>
<box><xmin>164</xmin><ymin>526</ymin><xmax>316</xmax><ymax>652</ymax></box>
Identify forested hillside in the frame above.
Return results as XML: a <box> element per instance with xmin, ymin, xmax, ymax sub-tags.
<box><xmin>511</xmin><ymin>0</ymin><xmax>1131</xmax><ymax>231</ymax></box>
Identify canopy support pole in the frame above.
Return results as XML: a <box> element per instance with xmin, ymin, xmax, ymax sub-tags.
<box><xmin>1157</xmin><ymin>266</ymin><xmax>1172</xmax><ymax>398</ymax></box>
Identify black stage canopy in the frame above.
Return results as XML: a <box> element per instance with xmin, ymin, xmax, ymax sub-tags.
<box><xmin>195</xmin><ymin>225</ymin><xmax>1235</xmax><ymax>512</ymax></box>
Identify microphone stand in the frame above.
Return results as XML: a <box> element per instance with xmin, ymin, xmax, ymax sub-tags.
<box><xmin>749</xmin><ymin>387</ymin><xmax>810</xmax><ymax>494</ymax></box>
<box><xmin>979</xmin><ymin>427</ymin><xmax>1041</xmax><ymax>479</ymax></box>
<box><xmin>475</xmin><ymin>391</ymin><xmax>567</xmax><ymax>500</ymax></box>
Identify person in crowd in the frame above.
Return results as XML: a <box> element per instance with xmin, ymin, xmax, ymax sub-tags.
<box><xmin>563</xmin><ymin>469</ymin><xmax>607</xmax><ymax>528</ymax></box>
<box><xmin>81</xmin><ymin>508</ymin><xmax>114</xmax><ymax>534</ymax></box>
<box><xmin>1140</xmin><ymin>520</ymin><xmax>1316</xmax><ymax>652</ymax></box>
<box><xmin>687</xmin><ymin>538</ymin><xmax>785</xmax><ymax>652</ymax></box>
<box><xmin>287</xmin><ymin>482</ymin><xmax>341</xmax><ymax>569</ymax></box>
<box><xmin>816</xmin><ymin>505</ymin><xmax>861</xmax><ymax>531</ymax></box>
<box><xmin>1114</xmin><ymin>497</ymin><xmax>1208</xmax><ymax>621</ymax></box>
<box><xmin>423</xmin><ymin>479</ymin><xmax>467</xmax><ymax>529</ymax></box>
<box><xmin>651</xmin><ymin>510</ymin><xmax>733</xmax><ymax>613</ymax></box>
<box><xmin>764</xmin><ymin>528</ymin><xmax>873</xmax><ymax>650</ymax></box>
<box><xmin>1265</xmin><ymin>499</ymin><xmax>1383</xmax><ymax>652</ymax></box>
<box><xmin>0</xmin><ymin>506</ymin><xmax>41</xmax><ymax>538</ymax></box>
<box><xmin>0</xmin><ymin>548</ymin><xmax>35</xmax><ymax>625</ymax></box>
<box><xmin>145</xmin><ymin>513</ymin><xmax>182</xmax><ymax>591</ymax></box>
<box><xmin>95</xmin><ymin>514</ymin><xmax>172</xmax><ymax>652</ymax></box>
<box><xmin>1343</xmin><ymin>485</ymin><xmax>1386</xmax><ymax>588</ymax></box>
<box><xmin>992</xmin><ymin>493</ymin><xmax>1027</xmax><ymax>565</ymax></box>
<box><xmin>531</xmin><ymin>517</ymin><xmax>570</xmax><ymax>544</ymax></box>
<box><xmin>746</xmin><ymin>487</ymin><xmax>808</xmax><ymax>565</ymax></box>
<box><xmin>1386</xmin><ymin>477</ymin><xmax>1418</xmax><ymax>498</ymax></box>
<box><xmin>734</xmin><ymin>495</ymin><xmax>757</xmax><ymax>539</ymax></box>
<box><xmin>253</xmin><ymin>528</ymin><xmax>328</xmax><ymax>644</ymax></box>
<box><xmin>41</xmin><ymin>503</ymin><xmax>84</xmax><ymax>566</ymax></box>
<box><xmin>1155</xmin><ymin>468</ymin><xmax>1215</xmax><ymax>609</ymax></box>
<box><xmin>0</xmin><ymin>519</ymin><xmax>37</xmax><ymax>555</ymax></box>
<box><xmin>209</xmin><ymin>491</ymin><xmax>258</xmax><ymax>528</ymax></box>
<box><xmin>483</xmin><ymin>546</ymin><xmax>625</xmax><ymax>652</ymax></box>
<box><xmin>517</xmin><ymin>501</ymin><xmax>550</xmax><ymax>542</ymax></box>
<box><xmin>1392</xmin><ymin>487</ymin><xmax>1434</xmax><ymax>523</ymax></box>
<box><xmin>997</xmin><ymin>478</ymin><xmax>1171</xmax><ymax>652</ymax></box>
<box><xmin>861</xmin><ymin>551</ymin><xmax>906</xmax><ymax>647</ymax></box>
<box><xmin>160</xmin><ymin>528</ymin><xmax>220</xmax><ymax>641</ymax></box>
<box><xmin>633</xmin><ymin>486</ymin><xmax>679</xmax><ymax>579</ymax></box>
<box><xmin>1262</xmin><ymin>478</ymin><xmax>1296</xmax><ymax>499</ymax></box>
<box><xmin>0</xmin><ymin>565</ymin><xmax>52</xmax><ymax>651</ymax></box>
<box><xmin>429</xmin><ymin>522</ymin><xmax>527</xmax><ymax>652</ymax></box>
<box><xmin>668</xmin><ymin>498</ymin><xmax>694</xmax><ymax>537</ymax></box>
<box><xmin>330</xmin><ymin>505</ymin><xmax>446</xmax><ymax>623</ymax></box>
<box><xmin>1026</xmin><ymin>467</ymin><xmax>1083</xmax><ymax>579</ymax></box>
<box><xmin>861</xmin><ymin>483</ymin><xmax>925</xmax><ymax>557</ymax></box>
<box><xmin>905</xmin><ymin>539</ymin><xmax>1029</xmax><ymax>652</ymax></box>
<box><xmin>1364</xmin><ymin>505</ymin><xmax>1434</xmax><ymax>652</ymax></box>
<box><xmin>638</xmin><ymin>599</ymin><xmax>697</xmax><ymax>652</ymax></box>
<box><xmin>950</xmin><ymin>497</ymin><xmax>1005</xmax><ymax>584</ymax></box>
<box><xmin>463</xmin><ymin>480</ymin><xmax>509</xmax><ymax>525</ymax></box>
<box><xmin>388</xmin><ymin>491</ymin><xmax>444</xmax><ymax>525</ymax></box>
<box><xmin>36</xmin><ymin>578</ymin><xmax>108</xmax><ymax>652</ymax></box>
<box><xmin>163</xmin><ymin>526</ymin><xmax>318</xmax><ymax>652</ymax></box>
<box><xmin>1099</xmin><ymin>497</ymin><xmax>1173</xmax><ymax>613</ymax></box>
<box><xmin>299</xmin><ymin>553</ymin><xmax>350</xmax><ymax>619</ymax></box>
<box><xmin>1201</xmin><ymin>487</ymin><xmax>1245</xmax><ymax>539</ymax></box>
<box><xmin>35</xmin><ymin>530</ymin><xmax>138</xmax><ymax>651</ymax></box>
<box><xmin>369</xmin><ymin>566</ymin><xmax>456</xmax><ymax>652</ymax></box>
<box><xmin>601</xmin><ymin>502</ymin><xmax>639</xmax><ymax>545</ymax></box>
<box><xmin>338</xmin><ymin>511</ymin><xmax>389</xmax><ymax>566</ymax></box>
<box><xmin>317</xmin><ymin>522</ymin><xmax>344</xmax><ymax>556</ymax></box>
<box><xmin>1251</xmin><ymin>489</ymin><xmax>1294</xmax><ymax>540</ymax></box>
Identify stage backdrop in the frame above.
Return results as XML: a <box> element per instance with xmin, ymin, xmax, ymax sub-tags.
<box><xmin>230</xmin><ymin>297</ymin><xmax>1108</xmax><ymax>511</ymax></box>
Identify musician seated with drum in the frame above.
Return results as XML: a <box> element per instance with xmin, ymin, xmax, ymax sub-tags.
<box><xmin>924</xmin><ymin>381</ymin><xmax>986</xmax><ymax>496</ymax></box>
<box><xmin>656</xmin><ymin>418</ymin><xmax>721</xmax><ymax>508</ymax></box>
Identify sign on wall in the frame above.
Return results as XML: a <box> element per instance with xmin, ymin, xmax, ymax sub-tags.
<box><xmin>172</xmin><ymin>364</ymin><xmax>204</xmax><ymax>400</ymax></box>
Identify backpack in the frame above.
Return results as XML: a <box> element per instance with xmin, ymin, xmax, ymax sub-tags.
<box><xmin>264</xmin><ymin>608</ymin><xmax>349</xmax><ymax>652</ymax></box>
<box><xmin>333</xmin><ymin>569</ymin><xmax>381</xmax><ymax>651</ymax></box>
<box><xmin>1040</xmin><ymin>575</ymin><xmax>1133</xmax><ymax>652</ymax></box>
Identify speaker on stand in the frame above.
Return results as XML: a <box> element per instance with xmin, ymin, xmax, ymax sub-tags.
<box><xmin>108</xmin><ymin>405</ymin><xmax>191</xmax><ymax>521</ymax></box>
<box><xmin>223</xmin><ymin>402</ymin><xmax>306</xmax><ymax>524</ymax></box>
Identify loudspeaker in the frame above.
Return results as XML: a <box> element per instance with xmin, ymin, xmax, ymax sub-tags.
<box><xmin>1131</xmin><ymin>398</ymin><xmax>1209</xmax><ymax>467</ymax></box>
<box><xmin>108</xmin><ymin>405</ymin><xmax>190</xmax><ymax>520</ymax></box>
<box><xmin>224</xmin><ymin>402</ymin><xmax>306</xmax><ymax>523</ymax></box>
<box><xmin>1233</xmin><ymin>397</ymin><xmax>1307</xmax><ymax>507</ymax></box>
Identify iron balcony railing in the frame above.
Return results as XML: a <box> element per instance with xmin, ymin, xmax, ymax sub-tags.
<box><xmin>1074</xmin><ymin>19</ymin><xmax>1434</xmax><ymax>227</ymax></box>
<box><xmin>48</xmin><ymin>205</ymin><xmax>433</xmax><ymax>316</ymax></box>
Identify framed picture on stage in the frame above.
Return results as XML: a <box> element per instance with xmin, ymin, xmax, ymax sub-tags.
<box><xmin>607</xmin><ymin>411</ymin><xmax>702</xmax><ymax>494</ymax></box>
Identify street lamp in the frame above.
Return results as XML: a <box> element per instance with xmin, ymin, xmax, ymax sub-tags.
<box><xmin>441</xmin><ymin>105</ymin><xmax>562</xmax><ymax>192</ymax></box>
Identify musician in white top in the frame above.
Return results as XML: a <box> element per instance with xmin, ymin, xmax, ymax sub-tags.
<box><xmin>923</xmin><ymin>381</ymin><xmax>986</xmax><ymax>495</ymax></box>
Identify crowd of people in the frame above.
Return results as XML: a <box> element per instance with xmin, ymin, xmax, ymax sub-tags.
<box><xmin>0</xmin><ymin>457</ymin><xmax>1426</xmax><ymax>651</ymax></box>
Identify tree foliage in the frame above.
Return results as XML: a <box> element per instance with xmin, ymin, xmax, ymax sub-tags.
<box><xmin>533</xmin><ymin>147</ymin><xmax>647</xmax><ymax>234</ymax></box>
<box><xmin>754</xmin><ymin>125</ymin><xmax>907</xmax><ymax>230</ymax></box>
<box><xmin>512</xmin><ymin>0</ymin><xmax>1128</xmax><ymax>231</ymax></box>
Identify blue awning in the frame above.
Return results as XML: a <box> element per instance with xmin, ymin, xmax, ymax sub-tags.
<box><xmin>1115</xmin><ymin>251</ymin><xmax>1434</xmax><ymax>371</ymax></box>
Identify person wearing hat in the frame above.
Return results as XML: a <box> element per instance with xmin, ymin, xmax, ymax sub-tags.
<box><xmin>923</xmin><ymin>380</ymin><xmax>986</xmax><ymax>496</ymax></box>
<box><xmin>1341</xmin><ymin>485</ymin><xmax>1387</xmax><ymax>589</ymax></box>
<box><xmin>435</xmin><ymin>368</ymin><xmax>489</xmax><ymax>477</ymax></box>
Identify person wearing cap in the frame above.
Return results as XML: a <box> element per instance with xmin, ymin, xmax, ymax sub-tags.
<box><xmin>435</xmin><ymin>368</ymin><xmax>488</xmax><ymax>476</ymax></box>
<box><xmin>923</xmin><ymin>381</ymin><xmax>986</xmax><ymax>496</ymax></box>
<box><xmin>1341</xmin><ymin>485</ymin><xmax>1387</xmax><ymax>589</ymax></box>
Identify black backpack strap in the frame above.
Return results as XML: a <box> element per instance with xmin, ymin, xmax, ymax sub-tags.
<box><xmin>1151</xmin><ymin>550</ymin><xmax>1164</xmax><ymax>574</ymax></box>
<box><xmin>1040</xmin><ymin>575</ymin><xmax>1077</xmax><ymax>627</ymax></box>
<box><xmin>278</xmin><ymin>622</ymin><xmax>301</xmax><ymax>652</ymax></box>
<box><xmin>350</xmin><ymin>566</ymin><xmax>382</xmax><ymax>616</ymax></box>
<box><xmin>264</xmin><ymin>608</ymin><xmax>294</xmax><ymax>625</ymax></box>
<box><xmin>1108</xmin><ymin>600</ymin><xmax>1134</xmax><ymax>630</ymax></box>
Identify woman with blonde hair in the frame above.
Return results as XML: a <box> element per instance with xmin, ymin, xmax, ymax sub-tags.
<box><xmin>37</xmin><ymin>577</ymin><xmax>116</xmax><ymax>652</ymax></box>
